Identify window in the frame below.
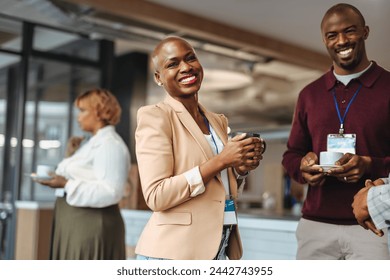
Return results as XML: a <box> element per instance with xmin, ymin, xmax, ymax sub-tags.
<box><xmin>21</xmin><ymin>58</ymin><xmax>99</xmax><ymax>201</ymax></box>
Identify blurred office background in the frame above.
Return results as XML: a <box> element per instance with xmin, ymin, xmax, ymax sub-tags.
<box><xmin>0</xmin><ymin>0</ymin><xmax>388</xmax><ymax>259</ymax></box>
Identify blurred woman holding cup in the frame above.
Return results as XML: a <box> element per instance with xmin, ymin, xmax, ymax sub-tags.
<box><xmin>36</xmin><ymin>88</ymin><xmax>130</xmax><ymax>260</ymax></box>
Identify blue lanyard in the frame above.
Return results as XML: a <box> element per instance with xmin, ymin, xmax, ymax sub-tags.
<box><xmin>202</xmin><ymin>115</ymin><xmax>219</xmax><ymax>154</ymax></box>
<box><xmin>332</xmin><ymin>83</ymin><xmax>362</xmax><ymax>134</ymax></box>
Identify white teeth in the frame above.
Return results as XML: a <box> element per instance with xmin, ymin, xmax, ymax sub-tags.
<box><xmin>180</xmin><ymin>76</ymin><xmax>196</xmax><ymax>83</ymax></box>
<box><xmin>339</xmin><ymin>48</ymin><xmax>352</xmax><ymax>56</ymax></box>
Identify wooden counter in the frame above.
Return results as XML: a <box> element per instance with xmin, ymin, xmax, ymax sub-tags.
<box><xmin>14</xmin><ymin>201</ymin><xmax>54</xmax><ymax>260</ymax></box>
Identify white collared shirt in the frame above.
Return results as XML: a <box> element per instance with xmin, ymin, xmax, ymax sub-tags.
<box><xmin>55</xmin><ymin>125</ymin><xmax>131</xmax><ymax>208</ymax></box>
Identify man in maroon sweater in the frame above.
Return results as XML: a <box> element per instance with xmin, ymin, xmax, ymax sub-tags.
<box><xmin>282</xmin><ymin>3</ymin><xmax>390</xmax><ymax>259</ymax></box>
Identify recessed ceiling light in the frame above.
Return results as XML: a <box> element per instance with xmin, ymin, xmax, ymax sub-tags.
<box><xmin>201</xmin><ymin>69</ymin><xmax>252</xmax><ymax>92</ymax></box>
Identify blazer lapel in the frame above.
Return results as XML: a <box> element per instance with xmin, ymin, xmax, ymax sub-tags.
<box><xmin>200</xmin><ymin>104</ymin><xmax>227</xmax><ymax>146</ymax></box>
<box><xmin>163</xmin><ymin>94</ymin><xmax>238</xmax><ymax>195</ymax></box>
<box><xmin>163</xmin><ymin>94</ymin><xmax>214</xmax><ymax>160</ymax></box>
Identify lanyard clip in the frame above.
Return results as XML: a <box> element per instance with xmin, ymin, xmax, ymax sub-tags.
<box><xmin>339</xmin><ymin>124</ymin><xmax>344</xmax><ymax>135</ymax></box>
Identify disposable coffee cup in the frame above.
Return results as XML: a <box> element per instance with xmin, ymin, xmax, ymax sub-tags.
<box><xmin>246</xmin><ymin>133</ymin><xmax>266</xmax><ymax>154</ymax></box>
<box><xmin>231</xmin><ymin>131</ymin><xmax>260</xmax><ymax>139</ymax></box>
<box><xmin>231</xmin><ymin>132</ymin><xmax>266</xmax><ymax>154</ymax></box>
<box><xmin>319</xmin><ymin>151</ymin><xmax>343</xmax><ymax>165</ymax></box>
<box><xmin>246</xmin><ymin>132</ymin><xmax>260</xmax><ymax>139</ymax></box>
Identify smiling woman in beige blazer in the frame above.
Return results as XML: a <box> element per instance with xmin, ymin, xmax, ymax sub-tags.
<box><xmin>135</xmin><ymin>36</ymin><xmax>264</xmax><ymax>260</ymax></box>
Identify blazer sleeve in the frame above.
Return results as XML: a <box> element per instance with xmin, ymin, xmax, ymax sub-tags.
<box><xmin>135</xmin><ymin>105</ymin><xmax>195</xmax><ymax>211</ymax></box>
<box><xmin>367</xmin><ymin>184</ymin><xmax>390</xmax><ymax>229</ymax></box>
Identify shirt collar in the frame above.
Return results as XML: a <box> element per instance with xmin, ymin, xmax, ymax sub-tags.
<box><xmin>89</xmin><ymin>125</ymin><xmax>115</xmax><ymax>144</ymax></box>
<box><xmin>95</xmin><ymin>125</ymin><xmax>115</xmax><ymax>136</ymax></box>
<box><xmin>325</xmin><ymin>61</ymin><xmax>384</xmax><ymax>90</ymax></box>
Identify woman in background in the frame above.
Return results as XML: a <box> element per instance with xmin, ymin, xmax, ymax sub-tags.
<box><xmin>37</xmin><ymin>88</ymin><xmax>130</xmax><ymax>260</ymax></box>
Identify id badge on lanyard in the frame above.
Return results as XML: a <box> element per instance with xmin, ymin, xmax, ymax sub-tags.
<box><xmin>327</xmin><ymin>133</ymin><xmax>356</xmax><ymax>154</ymax></box>
<box><xmin>224</xmin><ymin>199</ymin><xmax>237</xmax><ymax>225</ymax></box>
<box><xmin>328</xmin><ymin>83</ymin><xmax>361</xmax><ymax>154</ymax></box>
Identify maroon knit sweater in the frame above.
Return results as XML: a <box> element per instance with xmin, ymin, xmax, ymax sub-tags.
<box><xmin>282</xmin><ymin>62</ymin><xmax>390</xmax><ymax>224</ymax></box>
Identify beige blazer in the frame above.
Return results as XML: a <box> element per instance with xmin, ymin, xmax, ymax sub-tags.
<box><xmin>135</xmin><ymin>94</ymin><xmax>243</xmax><ymax>260</ymax></box>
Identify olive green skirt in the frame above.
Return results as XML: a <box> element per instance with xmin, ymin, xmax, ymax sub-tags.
<box><xmin>50</xmin><ymin>197</ymin><xmax>126</xmax><ymax>260</ymax></box>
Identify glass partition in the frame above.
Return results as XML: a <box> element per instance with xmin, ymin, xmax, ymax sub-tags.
<box><xmin>0</xmin><ymin>20</ymin><xmax>106</xmax><ymax>260</ymax></box>
<box><xmin>0</xmin><ymin>17</ymin><xmax>22</xmax><ymax>52</ymax></box>
<box><xmin>33</xmin><ymin>26</ymin><xmax>99</xmax><ymax>62</ymax></box>
<box><xmin>21</xmin><ymin>58</ymin><xmax>99</xmax><ymax>201</ymax></box>
<box><xmin>0</xmin><ymin>53</ymin><xmax>20</xmax><ymax>198</ymax></box>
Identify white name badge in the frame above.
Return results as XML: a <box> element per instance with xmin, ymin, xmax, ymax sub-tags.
<box><xmin>224</xmin><ymin>199</ymin><xmax>238</xmax><ymax>225</ymax></box>
<box><xmin>327</xmin><ymin>134</ymin><xmax>356</xmax><ymax>154</ymax></box>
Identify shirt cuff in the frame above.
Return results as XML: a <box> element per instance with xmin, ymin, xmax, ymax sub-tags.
<box><xmin>382</xmin><ymin>175</ymin><xmax>390</xmax><ymax>184</ymax></box>
<box><xmin>55</xmin><ymin>189</ymin><xmax>66</xmax><ymax>197</ymax></box>
<box><xmin>367</xmin><ymin>184</ymin><xmax>390</xmax><ymax>229</ymax></box>
<box><xmin>184</xmin><ymin>166</ymin><xmax>206</xmax><ymax>197</ymax></box>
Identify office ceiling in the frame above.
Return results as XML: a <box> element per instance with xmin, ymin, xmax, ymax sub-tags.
<box><xmin>147</xmin><ymin>0</ymin><xmax>390</xmax><ymax>70</ymax></box>
<box><xmin>1</xmin><ymin>0</ymin><xmax>389</xmax><ymax>136</ymax></box>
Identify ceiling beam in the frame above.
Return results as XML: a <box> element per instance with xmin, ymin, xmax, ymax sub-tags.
<box><xmin>64</xmin><ymin>0</ymin><xmax>331</xmax><ymax>71</ymax></box>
